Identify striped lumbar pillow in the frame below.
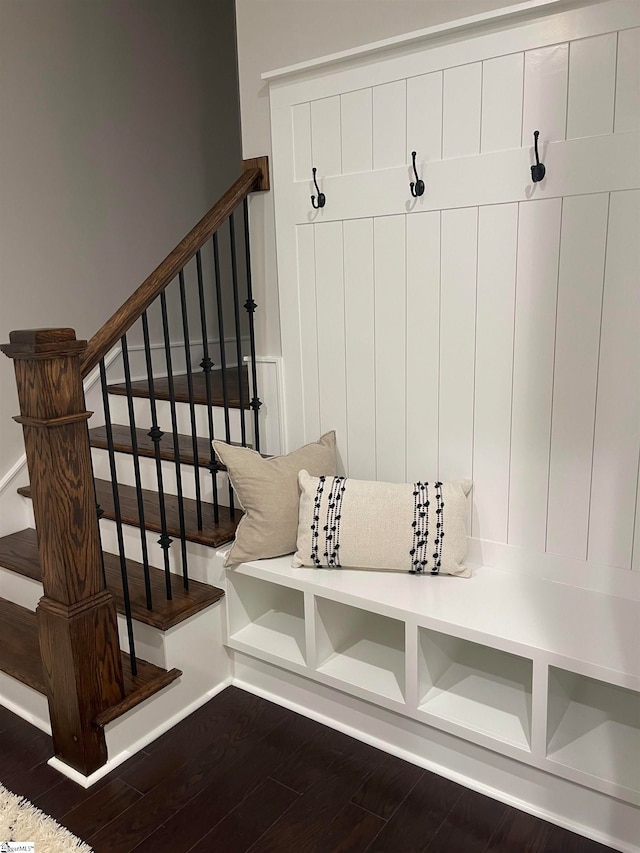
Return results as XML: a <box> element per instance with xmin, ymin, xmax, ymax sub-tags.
<box><xmin>293</xmin><ymin>470</ymin><xmax>472</xmax><ymax>577</ymax></box>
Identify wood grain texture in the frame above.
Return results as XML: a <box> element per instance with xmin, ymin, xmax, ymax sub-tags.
<box><xmin>0</xmin><ymin>528</ymin><xmax>224</xmax><ymax>630</ymax></box>
<box><xmin>80</xmin><ymin>166</ymin><xmax>265</xmax><ymax>376</ymax></box>
<box><xmin>106</xmin><ymin>366</ymin><xmax>249</xmax><ymax>409</ymax></box>
<box><xmin>89</xmin><ymin>424</ymin><xmax>222</xmax><ymax>469</ymax></box>
<box><xmin>20</xmin><ymin>479</ymin><xmax>240</xmax><ymax>548</ymax></box>
<box><xmin>1</xmin><ymin>688</ymin><xmax>618</xmax><ymax>853</ymax></box>
<box><xmin>3</xmin><ymin>328</ymin><xmax>125</xmax><ymax>774</ymax></box>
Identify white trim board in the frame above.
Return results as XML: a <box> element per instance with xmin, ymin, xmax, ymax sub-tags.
<box><xmin>262</xmin><ymin>0</ymin><xmax>587</xmax><ymax>81</ymax></box>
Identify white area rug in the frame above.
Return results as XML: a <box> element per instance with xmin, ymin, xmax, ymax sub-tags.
<box><xmin>0</xmin><ymin>783</ymin><xmax>92</xmax><ymax>852</ymax></box>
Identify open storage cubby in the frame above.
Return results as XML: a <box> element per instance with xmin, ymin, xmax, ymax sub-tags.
<box><xmin>417</xmin><ymin>628</ymin><xmax>533</xmax><ymax>751</ymax></box>
<box><xmin>314</xmin><ymin>597</ymin><xmax>405</xmax><ymax>703</ymax></box>
<box><xmin>546</xmin><ymin>667</ymin><xmax>640</xmax><ymax>796</ymax></box>
<box><xmin>227</xmin><ymin>573</ymin><xmax>306</xmax><ymax>666</ymax></box>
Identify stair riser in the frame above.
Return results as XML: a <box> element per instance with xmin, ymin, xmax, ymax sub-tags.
<box><xmin>101</xmin><ymin>395</ymin><xmax>251</xmax><ymax>445</ymax></box>
<box><xmin>91</xmin><ymin>447</ymin><xmax>233</xmax><ymax>504</ymax></box>
<box><xmin>99</xmin><ymin>518</ymin><xmax>229</xmax><ymax>587</ymax></box>
<box><xmin>0</xmin><ymin>565</ymin><xmax>41</xmax><ymax>611</ymax></box>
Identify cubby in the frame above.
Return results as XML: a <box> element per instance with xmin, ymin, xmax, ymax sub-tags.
<box><xmin>546</xmin><ymin>668</ymin><xmax>640</xmax><ymax>796</ymax></box>
<box><xmin>314</xmin><ymin>598</ymin><xmax>405</xmax><ymax>703</ymax></box>
<box><xmin>227</xmin><ymin>573</ymin><xmax>306</xmax><ymax>666</ymax></box>
<box><xmin>417</xmin><ymin>628</ymin><xmax>533</xmax><ymax>750</ymax></box>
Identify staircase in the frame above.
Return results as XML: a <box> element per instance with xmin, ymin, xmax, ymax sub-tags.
<box><xmin>0</xmin><ymin>157</ymin><xmax>269</xmax><ymax>781</ymax></box>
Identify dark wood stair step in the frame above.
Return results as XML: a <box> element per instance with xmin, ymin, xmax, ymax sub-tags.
<box><xmin>0</xmin><ymin>529</ymin><xmax>224</xmax><ymax>631</ymax></box>
<box><xmin>18</xmin><ymin>479</ymin><xmax>240</xmax><ymax>549</ymax></box>
<box><xmin>89</xmin><ymin>424</ymin><xmax>217</xmax><ymax>469</ymax></box>
<box><xmin>107</xmin><ymin>367</ymin><xmax>249</xmax><ymax>409</ymax></box>
<box><xmin>0</xmin><ymin>597</ymin><xmax>181</xmax><ymax>726</ymax></box>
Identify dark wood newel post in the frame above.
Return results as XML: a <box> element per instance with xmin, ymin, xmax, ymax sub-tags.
<box><xmin>1</xmin><ymin>328</ymin><xmax>124</xmax><ymax>776</ymax></box>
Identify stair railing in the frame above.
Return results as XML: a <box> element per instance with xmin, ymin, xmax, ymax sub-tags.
<box><xmin>1</xmin><ymin>157</ymin><xmax>269</xmax><ymax>775</ymax></box>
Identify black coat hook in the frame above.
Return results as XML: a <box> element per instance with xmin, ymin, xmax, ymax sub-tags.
<box><xmin>530</xmin><ymin>130</ymin><xmax>546</xmax><ymax>183</ymax></box>
<box><xmin>410</xmin><ymin>151</ymin><xmax>425</xmax><ymax>197</ymax></box>
<box><xmin>311</xmin><ymin>167</ymin><xmax>326</xmax><ymax>209</ymax></box>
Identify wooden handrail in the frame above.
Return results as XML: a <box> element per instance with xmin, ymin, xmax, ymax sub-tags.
<box><xmin>80</xmin><ymin>157</ymin><xmax>269</xmax><ymax>377</ymax></box>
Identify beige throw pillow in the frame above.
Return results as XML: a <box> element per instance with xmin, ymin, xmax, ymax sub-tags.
<box><xmin>294</xmin><ymin>470</ymin><xmax>472</xmax><ymax>577</ymax></box>
<box><xmin>214</xmin><ymin>432</ymin><xmax>337</xmax><ymax>566</ymax></box>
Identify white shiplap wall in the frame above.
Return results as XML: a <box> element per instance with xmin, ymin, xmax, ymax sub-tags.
<box><xmin>270</xmin><ymin>0</ymin><xmax>640</xmax><ymax>582</ymax></box>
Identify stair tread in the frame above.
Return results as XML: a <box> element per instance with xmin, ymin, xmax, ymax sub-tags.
<box><xmin>0</xmin><ymin>596</ymin><xmax>180</xmax><ymax>724</ymax></box>
<box><xmin>89</xmin><ymin>424</ymin><xmax>216</xmax><ymax>469</ymax></box>
<box><xmin>0</xmin><ymin>529</ymin><xmax>224</xmax><ymax>631</ymax></box>
<box><xmin>19</xmin><ymin>479</ymin><xmax>240</xmax><ymax>548</ymax></box>
<box><xmin>107</xmin><ymin>368</ymin><xmax>249</xmax><ymax>408</ymax></box>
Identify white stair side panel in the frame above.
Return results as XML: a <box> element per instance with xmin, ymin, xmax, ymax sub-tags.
<box><xmin>296</xmin><ymin>224</ymin><xmax>321</xmax><ymax>442</ymax></box>
<box><xmin>406</xmin><ymin>72</ymin><xmax>443</xmax><ymax>163</ymax></box>
<box><xmin>439</xmin><ymin>208</ymin><xmax>477</xmax><ymax>488</ymax></box>
<box><xmin>344</xmin><ymin>218</ymin><xmax>376</xmax><ymax>480</ymax></box>
<box><xmin>374</xmin><ymin>215</ymin><xmax>406</xmax><ymax>482</ymax></box>
<box><xmin>472</xmin><ymin>204</ymin><xmax>518</xmax><ymax>543</ymax></box>
<box><xmin>508</xmin><ymin>198</ymin><xmax>562</xmax><ymax>551</ymax></box>
<box><xmin>406</xmin><ymin>211</ymin><xmax>440</xmax><ymax>482</ymax></box>
<box><xmin>292</xmin><ymin>102</ymin><xmax>312</xmax><ymax>183</ymax></box>
<box><xmin>567</xmin><ymin>33</ymin><xmax>617</xmax><ymax>140</ymax></box>
<box><xmin>372</xmin><ymin>80</ymin><xmax>407</xmax><ymax>171</ymax></box>
<box><xmin>314</xmin><ymin>221</ymin><xmax>348</xmax><ymax>472</ymax></box>
<box><xmin>588</xmin><ymin>190</ymin><xmax>640</xmax><ymax>569</ymax></box>
<box><xmin>442</xmin><ymin>62</ymin><xmax>481</xmax><ymax>159</ymax></box>
<box><xmin>311</xmin><ymin>96</ymin><xmax>342</xmax><ymax>177</ymax></box>
<box><xmin>522</xmin><ymin>44</ymin><xmax>569</xmax><ymax>145</ymax></box>
<box><xmin>341</xmin><ymin>88</ymin><xmax>373</xmax><ymax>175</ymax></box>
<box><xmin>481</xmin><ymin>53</ymin><xmax>524</xmax><ymax>153</ymax></box>
<box><xmin>615</xmin><ymin>27</ymin><xmax>640</xmax><ymax>133</ymax></box>
<box><xmin>546</xmin><ymin>193</ymin><xmax>609</xmax><ymax>559</ymax></box>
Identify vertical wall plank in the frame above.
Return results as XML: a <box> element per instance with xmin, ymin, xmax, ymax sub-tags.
<box><xmin>373</xmin><ymin>80</ymin><xmax>407</xmax><ymax>170</ymax></box>
<box><xmin>588</xmin><ymin>190</ymin><xmax>640</xmax><ymax>569</ymax></box>
<box><xmin>314</xmin><ymin>221</ymin><xmax>348</xmax><ymax>471</ymax></box>
<box><xmin>522</xmin><ymin>44</ymin><xmax>569</xmax><ymax>144</ymax></box>
<box><xmin>509</xmin><ymin>198</ymin><xmax>562</xmax><ymax>551</ymax></box>
<box><xmin>442</xmin><ymin>63</ymin><xmax>482</xmax><ymax>159</ymax></box>
<box><xmin>615</xmin><ymin>27</ymin><xmax>640</xmax><ymax>133</ymax></box>
<box><xmin>406</xmin><ymin>211</ymin><xmax>440</xmax><ymax>481</ymax></box>
<box><xmin>374</xmin><ymin>215</ymin><xmax>406</xmax><ymax>481</ymax></box>
<box><xmin>311</xmin><ymin>96</ymin><xmax>342</xmax><ymax>177</ymax></box>
<box><xmin>341</xmin><ymin>88</ymin><xmax>373</xmax><ymax>174</ymax></box>
<box><xmin>472</xmin><ymin>204</ymin><xmax>518</xmax><ymax>542</ymax></box>
<box><xmin>292</xmin><ymin>102</ymin><xmax>313</xmax><ymax>182</ymax></box>
<box><xmin>439</xmin><ymin>207</ymin><xmax>477</xmax><ymax>484</ymax></box>
<box><xmin>407</xmin><ymin>72</ymin><xmax>443</xmax><ymax>162</ymax></box>
<box><xmin>546</xmin><ymin>193</ymin><xmax>609</xmax><ymax>559</ymax></box>
<box><xmin>567</xmin><ymin>33</ymin><xmax>617</xmax><ymax>139</ymax></box>
<box><xmin>481</xmin><ymin>53</ymin><xmax>524</xmax><ymax>153</ymax></box>
<box><xmin>296</xmin><ymin>225</ymin><xmax>320</xmax><ymax>442</ymax></box>
<box><xmin>633</xmin><ymin>464</ymin><xmax>640</xmax><ymax>572</ymax></box>
<box><xmin>344</xmin><ymin>218</ymin><xmax>376</xmax><ymax>480</ymax></box>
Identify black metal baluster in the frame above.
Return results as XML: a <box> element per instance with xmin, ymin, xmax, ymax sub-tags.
<box><xmin>142</xmin><ymin>310</ymin><xmax>173</xmax><ymax>600</ymax></box>
<box><xmin>196</xmin><ymin>248</ymin><xmax>221</xmax><ymax>524</ymax></box>
<box><xmin>229</xmin><ymin>212</ymin><xmax>248</xmax><ymax>449</ymax></box>
<box><xmin>213</xmin><ymin>230</ymin><xmax>235</xmax><ymax>517</ymax></box>
<box><xmin>121</xmin><ymin>333</ymin><xmax>153</xmax><ymax>610</ymax></box>
<box><xmin>179</xmin><ymin>269</ymin><xmax>204</xmax><ymax>531</ymax></box>
<box><xmin>99</xmin><ymin>359</ymin><xmax>137</xmax><ymax>676</ymax></box>
<box><xmin>160</xmin><ymin>290</ymin><xmax>190</xmax><ymax>591</ymax></box>
<box><xmin>242</xmin><ymin>197</ymin><xmax>262</xmax><ymax>453</ymax></box>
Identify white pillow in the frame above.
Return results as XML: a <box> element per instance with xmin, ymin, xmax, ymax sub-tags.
<box><xmin>294</xmin><ymin>471</ymin><xmax>472</xmax><ymax>577</ymax></box>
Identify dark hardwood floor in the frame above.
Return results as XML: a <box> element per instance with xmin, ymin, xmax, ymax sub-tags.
<box><xmin>0</xmin><ymin>688</ymin><xmax>616</xmax><ymax>853</ymax></box>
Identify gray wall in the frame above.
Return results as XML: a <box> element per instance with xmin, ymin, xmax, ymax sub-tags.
<box><xmin>235</xmin><ymin>0</ymin><xmax>522</xmax><ymax>357</ymax></box>
<box><xmin>0</xmin><ymin>0</ymin><xmax>242</xmax><ymax>481</ymax></box>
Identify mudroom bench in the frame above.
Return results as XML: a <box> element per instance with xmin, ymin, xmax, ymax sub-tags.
<box><xmin>219</xmin><ymin>551</ymin><xmax>640</xmax><ymax>851</ymax></box>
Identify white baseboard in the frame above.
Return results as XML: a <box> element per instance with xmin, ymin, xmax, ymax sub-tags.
<box><xmin>232</xmin><ymin>653</ymin><xmax>640</xmax><ymax>853</ymax></box>
<box><xmin>47</xmin><ymin>677</ymin><xmax>232</xmax><ymax>789</ymax></box>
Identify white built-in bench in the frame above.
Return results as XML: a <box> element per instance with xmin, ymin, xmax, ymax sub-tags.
<box><xmin>220</xmin><ymin>553</ymin><xmax>640</xmax><ymax>851</ymax></box>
